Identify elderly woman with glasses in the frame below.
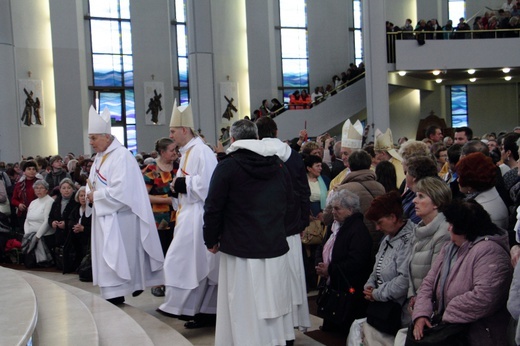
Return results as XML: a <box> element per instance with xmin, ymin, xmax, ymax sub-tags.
<box><xmin>23</xmin><ymin>180</ymin><xmax>54</xmax><ymax>266</ymax></box>
<box><xmin>315</xmin><ymin>188</ymin><xmax>373</xmax><ymax>335</ymax></box>
<box><xmin>363</xmin><ymin>191</ymin><xmax>414</xmax><ymax>343</ymax></box>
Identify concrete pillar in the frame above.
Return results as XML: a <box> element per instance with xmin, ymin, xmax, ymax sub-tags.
<box><xmin>186</xmin><ymin>0</ymin><xmax>217</xmax><ymax>144</ymax></box>
<box><xmin>0</xmin><ymin>0</ymin><xmax>22</xmax><ymax>162</ymax></box>
<box><xmin>49</xmin><ymin>0</ymin><xmax>90</xmax><ymax>156</ymax></box>
<box><xmin>363</xmin><ymin>0</ymin><xmax>390</xmax><ymax>135</ymax></box>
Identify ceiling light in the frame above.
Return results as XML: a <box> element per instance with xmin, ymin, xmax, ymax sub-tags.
<box><xmin>505</xmin><ymin>76</ymin><xmax>512</xmax><ymax>81</ymax></box>
<box><xmin>432</xmin><ymin>70</ymin><xmax>441</xmax><ymax>76</ymax></box>
<box><xmin>469</xmin><ymin>78</ymin><xmax>476</xmax><ymax>82</ymax></box>
<box><xmin>467</xmin><ymin>69</ymin><xmax>476</xmax><ymax>75</ymax></box>
<box><xmin>398</xmin><ymin>71</ymin><xmax>407</xmax><ymax>76</ymax></box>
<box><xmin>503</xmin><ymin>67</ymin><xmax>511</xmax><ymax>73</ymax></box>
<box><xmin>435</xmin><ymin>79</ymin><xmax>442</xmax><ymax>84</ymax></box>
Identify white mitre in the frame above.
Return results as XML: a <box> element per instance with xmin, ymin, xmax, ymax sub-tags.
<box><xmin>341</xmin><ymin>119</ymin><xmax>363</xmax><ymax>149</ymax></box>
<box><xmin>169</xmin><ymin>99</ymin><xmax>194</xmax><ymax>129</ymax></box>
<box><xmin>88</xmin><ymin>106</ymin><xmax>111</xmax><ymax>134</ymax></box>
<box><xmin>374</xmin><ymin>128</ymin><xmax>402</xmax><ymax>161</ymax></box>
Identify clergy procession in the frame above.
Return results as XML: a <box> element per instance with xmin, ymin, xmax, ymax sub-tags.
<box><xmin>6</xmin><ymin>100</ymin><xmax>520</xmax><ymax>346</ymax></box>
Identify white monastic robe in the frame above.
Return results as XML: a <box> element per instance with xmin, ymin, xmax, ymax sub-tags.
<box><xmin>87</xmin><ymin>138</ymin><xmax>164</xmax><ymax>299</ymax></box>
<box><xmin>160</xmin><ymin>136</ymin><xmax>219</xmax><ymax>316</ymax></box>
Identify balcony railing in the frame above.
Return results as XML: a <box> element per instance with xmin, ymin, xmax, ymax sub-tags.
<box><xmin>386</xmin><ymin>28</ymin><xmax>520</xmax><ymax>63</ymax></box>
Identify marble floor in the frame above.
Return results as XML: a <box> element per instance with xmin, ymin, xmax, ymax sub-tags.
<box><xmin>16</xmin><ymin>268</ymin><xmax>325</xmax><ymax>346</ymax></box>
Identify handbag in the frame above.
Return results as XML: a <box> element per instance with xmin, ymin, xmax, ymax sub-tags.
<box><xmin>78</xmin><ymin>253</ymin><xmax>92</xmax><ymax>282</ymax></box>
<box><xmin>301</xmin><ymin>219</ymin><xmax>325</xmax><ymax>245</ymax></box>
<box><xmin>316</xmin><ymin>266</ymin><xmax>355</xmax><ymax>324</ymax></box>
<box><xmin>405</xmin><ymin>322</ymin><xmax>468</xmax><ymax>346</ymax></box>
<box><xmin>366</xmin><ymin>300</ymin><xmax>402</xmax><ymax>335</ymax></box>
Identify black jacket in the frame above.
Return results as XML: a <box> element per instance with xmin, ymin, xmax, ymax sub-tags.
<box><xmin>203</xmin><ymin>149</ymin><xmax>292</xmax><ymax>259</ymax></box>
<box><xmin>284</xmin><ymin>149</ymin><xmax>310</xmax><ymax>236</ymax></box>
<box><xmin>48</xmin><ymin>196</ymin><xmax>78</xmax><ymax>246</ymax></box>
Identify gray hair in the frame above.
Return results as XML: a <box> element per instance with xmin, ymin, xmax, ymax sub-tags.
<box><xmin>75</xmin><ymin>186</ymin><xmax>86</xmax><ymax>202</ymax></box>
<box><xmin>327</xmin><ymin>188</ymin><xmax>361</xmax><ymax>213</ymax></box>
<box><xmin>59</xmin><ymin>177</ymin><xmax>76</xmax><ymax>190</ymax></box>
<box><xmin>230</xmin><ymin>119</ymin><xmax>258</xmax><ymax>140</ymax></box>
<box><xmin>33</xmin><ymin>179</ymin><xmax>49</xmax><ymax>191</ymax></box>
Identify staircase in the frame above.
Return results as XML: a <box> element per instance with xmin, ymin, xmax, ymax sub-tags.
<box><xmin>0</xmin><ymin>267</ymin><xmax>192</xmax><ymax>346</ymax></box>
<box><xmin>275</xmin><ymin>79</ymin><xmax>367</xmax><ymax>141</ymax></box>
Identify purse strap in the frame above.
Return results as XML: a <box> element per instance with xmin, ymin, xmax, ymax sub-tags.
<box><xmin>334</xmin><ymin>264</ymin><xmax>354</xmax><ymax>293</ymax></box>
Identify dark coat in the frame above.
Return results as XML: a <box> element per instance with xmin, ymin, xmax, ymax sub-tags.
<box><xmin>203</xmin><ymin>149</ymin><xmax>292</xmax><ymax>259</ymax></box>
<box><xmin>284</xmin><ymin>149</ymin><xmax>311</xmax><ymax>236</ymax></box>
<box><xmin>315</xmin><ymin>212</ymin><xmax>373</xmax><ymax>327</ymax></box>
<box><xmin>48</xmin><ymin>195</ymin><xmax>78</xmax><ymax>246</ymax></box>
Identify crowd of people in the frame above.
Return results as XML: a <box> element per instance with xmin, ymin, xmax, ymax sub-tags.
<box><xmin>250</xmin><ymin>62</ymin><xmax>366</xmax><ymax>120</ymax></box>
<box><xmin>3</xmin><ymin>102</ymin><xmax>520</xmax><ymax>345</ymax></box>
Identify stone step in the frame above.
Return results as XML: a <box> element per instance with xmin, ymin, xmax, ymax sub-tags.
<box><xmin>55</xmin><ymin>282</ymin><xmax>191</xmax><ymax>346</ymax></box>
<box><xmin>0</xmin><ymin>267</ymin><xmax>38</xmax><ymax>346</ymax></box>
<box><xmin>18</xmin><ymin>272</ymin><xmax>99</xmax><ymax>346</ymax></box>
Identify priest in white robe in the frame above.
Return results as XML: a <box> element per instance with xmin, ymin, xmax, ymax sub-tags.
<box><xmin>203</xmin><ymin>119</ymin><xmax>295</xmax><ymax>346</ymax></box>
<box><xmin>86</xmin><ymin>106</ymin><xmax>164</xmax><ymax>305</ymax></box>
<box><xmin>158</xmin><ymin>100</ymin><xmax>219</xmax><ymax>328</ymax></box>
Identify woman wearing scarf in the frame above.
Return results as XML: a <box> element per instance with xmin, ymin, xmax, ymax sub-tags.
<box><xmin>67</xmin><ymin>186</ymin><xmax>92</xmax><ymax>272</ymax></box>
<box><xmin>315</xmin><ymin>189</ymin><xmax>372</xmax><ymax>334</ymax></box>
<box><xmin>303</xmin><ymin>154</ymin><xmax>330</xmax><ymax>290</ymax></box>
<box><xmin>11</xmin><ymin>160</ymin><xmax>40</xmax><ymax>231</ymax></box>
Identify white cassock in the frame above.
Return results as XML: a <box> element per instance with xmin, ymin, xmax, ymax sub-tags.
<box><xmin>160</xmin><ymin>136</ymin><xmax>219</xmax><ymax>316</ymax></box>
<box><xmin>87</xmin><ymin>138</ymin><xmax>164</xmax><ymax>299</ymax></box>
<box><xmin>216</xmin><ymin>253</ymin><xmax>295</xmax><ymax>346</ymax></box>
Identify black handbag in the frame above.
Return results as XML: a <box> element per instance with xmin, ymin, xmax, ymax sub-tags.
<box><xmin>316</xmin><ymin>266</ymin><xmax>355</xmax><ymax>324</ymax></box>
<box><xmin>405</xmin><ymin>322</ymin><xmax>468</xmax><ymax>346</ymax></box>
<box><xmin>366</xmin><ymin>300</ymin><xmax>402</xmax><ymax>335</ymax></box>
<box><xmin>77</xmin><ymin>237</ymin><xmax>92</xmax><ymax>282</ymax></box>
<box><xmin>78</xmin><ymin>252</ymin><xmax>92</xmax><ymax>282</ymax></box>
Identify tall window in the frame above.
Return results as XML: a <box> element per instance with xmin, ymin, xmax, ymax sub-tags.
<box><xmin>279</xmin><ymin>0</ymin><xmax>309</xmax><ymax>104</ymax></box>
<box><xmin>353</xmin><ymin>0</ymin><xmax>363</xmax><ymax>66</ymax></box>
<box><xmin>448</xmin><ymin>0</ymin><xmax>466</xmax><ymax>22</ymax></box>
<box><xmin>450</xmin><ymin>85</ymin><xmax>468</xmax><ymax>127</ymax></box>
<box><xmin>87</xmin><ymin>0</ymin><xmax>137</xmax><ymax>152</ymax></box>
<box><xmin>173</xmin><ymin>0</ymin><xmax>189</xmax><ymax>105</ymax></box>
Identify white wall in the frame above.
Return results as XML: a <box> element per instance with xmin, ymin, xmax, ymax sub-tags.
<box><xmin>386</xmin><ymin>0</ymin><xmax>417</xmax><ymax>27</ymax></box>
<box><xmin>307</xmin><ymin>0</ymin><xmax>351</xmax><ymax>91</ymax></box>
<box><xmin>12</xmin><ymin>0</ymin><xmax>58</xmax><ymax>158</ymax></box>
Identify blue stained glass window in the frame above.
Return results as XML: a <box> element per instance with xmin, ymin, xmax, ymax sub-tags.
<box><xmin>126</xmin><ymin>125</ymin><xmax>137</xmax><ymax>153</ymax></box>
<box><xmin>176</xmin><ymin>26</ymin><xmax>188</xmax><ymax>57</ymax></box>
<box><xmin>175</xmin><ymin>0</ymin><xmax>186</xmax><ymax>22</ymax></box>
<box><xmin>178</xmin><ymin>57</ymin><xmax>189</xmax><ymax>86</ymax></box>
<box><xmin>121</xmin><ymin>22</ymin><xmax>132</xmax><ymax>54</ymax></box>
<box><xmin>89</xmin><ymin>0</ymin><xmax>136</xmax><ymax>149</ymax></box>
<box><xmin>353</xmin><ymin>0</ymin><xmax>363</xmax><ymax>65</ymax></box>
<box><xmin>119</xmin><ymin>0</ymin><xmax>130</xmax><ymax>19</ymax></box>
<box><xmin>280</xmin><ymin>0</ymin><xmax>309</xmax><ymax>101</ymax></box>
<box><xmin>281</xmin><ymin>29</ymin><xmax>308</xmax><ymax>58</ymax></box>
<box><xmin>448</xmin><ymin>1</ymin><xmax>466</xmax><ymax>22</ymax></box>
<box><xmin>180</xmin><ymin>89</ymin><xmax>189</xmax><ymax>105</ymax></box>
<box><xmin>91</xmin><ymin>20</ymin><xmax>121</xmax><ymax>54</ymax></box>
<box><xmin>125</xmin><ymin>90</ymin><xmax>135</xmax><ymax>124</ymax></box>
<box><xmin>451</xmin><ymin>85</ymin><xmax>468</xmax><ymax>127</ymax></box>
<box><xmin>123</xmin><ymin>56</ymin><xmax>133</xmax><ymax>86</ymax></box>
<box><xmin>280</xmin><ymin>0</ymin><xmax>306</xmax><ymax>27</ymax></box>
<box><xmin>99</xmin><ymin>92</ymin><xmax>122</xmax><ymax>122</ymax></box>
<box><xmin>175</xmin><ymin>0</ymin><xmax>189</xmax><ymax>104</ymax></box>
<box><xmin>282</xmin><ymin>60</ymin><xmax>309</xmax><ymax>87</ymax></box>
<box><xmin>93</xmin><ymin>54</ymin><xmax>122</xmax><ymax>86</ymax></box>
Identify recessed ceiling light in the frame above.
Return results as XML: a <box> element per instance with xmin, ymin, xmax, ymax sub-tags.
<box><xmin>398</xmin><ymin>71</ymin><xmax>407</xmax><ymax>76</ymax></box>
<box><xmin>435</xmin><ymin>79</ymin><xmax>442</xmax><ymax>84</ymax></box>
<box><xmin>469</xmin><ymin>78</ymin><xmax>476</xmax><ymax>82</ymax></box>
<box><xmin>503</xmin><ymin>68</ymin><xmax>511</xmax><ymax>73</ymax></box>
<box><xmin>467</xmin><ymin>69</ymin><xmax>476</xmax><ymax>75</ymax></box>
<box><xmin>505</xmin><ymin>76</ymin><xmax>512</xmax><ymax>81</ymax></box>
<box><xmin>432</xmin><ymin>70</ymin><xmax>441</xmax><ymax>76</ymax></box>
